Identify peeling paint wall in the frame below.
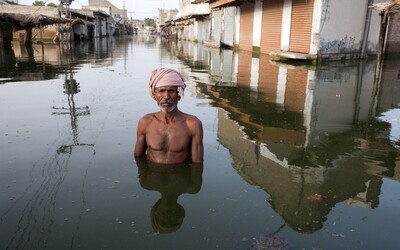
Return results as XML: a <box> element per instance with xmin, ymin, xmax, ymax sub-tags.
<box><xmin>317</xmin><ymin>0</ymin><xmax>382</xmax><ymax>59</ymax></box>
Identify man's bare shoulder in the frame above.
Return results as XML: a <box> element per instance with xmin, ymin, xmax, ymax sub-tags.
<box><xmin>181</xmin><ymin>113</ymin><xmax>202</xmax><ymax>127</ymax></box>
<box><xmin>139</xmin><ymin>113</ymin><xmax>158</xmax><ymax>123</ymax></box>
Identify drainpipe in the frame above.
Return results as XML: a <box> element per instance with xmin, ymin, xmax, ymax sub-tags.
<box><xmin>360</xmin><ymin>0</ymin><xmax>374</xmax><ymax>58</ymax></box>
<box><xmin>375</xmin><ymin>11</ymin><xmax>390</xmax><ymax>79</ymax></box>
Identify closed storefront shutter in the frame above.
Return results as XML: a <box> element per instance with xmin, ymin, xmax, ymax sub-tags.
<box><xmin>260</xmin><ymin>0</ymin><xmax>284</xmax><ymax>54</ymax></box>
<box><xmin>212</xmin><ymin>10</ymin><xmax>222</xmax><ymax>42</ymax></box>
<box><xmin>239</xmin><ymin>1</ymin><xmax>255</xmax><ymax>52</ymax></box>
<box><xmin>289</xmin><ymin>0</ymin><xmax>314</xmax><ymax>54</ymax></box>
<box><xmin>222</xmin><ymin>6</ymin><xmax>235</xmax><ymax>47</ymax></box>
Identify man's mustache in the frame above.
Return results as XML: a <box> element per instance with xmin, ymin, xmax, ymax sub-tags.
<box><xmin>160</xmin><ymin>100</ymin><xmax>175</xmax><ymax>104</ymax></box>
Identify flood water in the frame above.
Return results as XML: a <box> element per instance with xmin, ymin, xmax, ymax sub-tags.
<box><xmin>1</xmin><ymin>36</ymin><xmax>400</xmax><ymax>249</ymax></box>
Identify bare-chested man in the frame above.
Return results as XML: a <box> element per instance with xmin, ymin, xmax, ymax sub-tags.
<box><xmin>134</xmin><ymin>68</ymin><xmax>203</xmax><ymax>164</ymax></box>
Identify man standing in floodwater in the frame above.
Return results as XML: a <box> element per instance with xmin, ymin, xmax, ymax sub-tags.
<box><xmin>134</xmin><ymin>68</ymin><xmax>203</xmax><ymax>164</ymax></box>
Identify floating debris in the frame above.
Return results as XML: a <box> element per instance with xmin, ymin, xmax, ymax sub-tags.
<box><xmin>250</xmin><ymin>234</ymin><xmax>290</xmax><ymax>250</ymax></box>
<box><xmin>332</xmin><ymin>233</ymin><xmax>345</xmax><ymax>238</ymax></box>
<box><xmin>307</xmin><ymin>194</ymin><xmax>327</xmax><ymax>200</ymax></box>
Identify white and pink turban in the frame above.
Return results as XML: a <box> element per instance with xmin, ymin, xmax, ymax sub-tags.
<box><xmin>148</xmin><ymin>68</ymin><xmax>186</xmax><ymax>99</ymax></box>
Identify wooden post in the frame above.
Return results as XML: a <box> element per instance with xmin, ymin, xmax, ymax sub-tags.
<box><xmin>0</xmin><ymin>23</ymin><xmax>13</xmax><ymax>49</ymax></box>
<box><xmin>24</xmin><ymin>27</ymin><xmax>32</xmax><ymax>46</ymax></box>
<box><xmin>40</xmin><ymin>22</ymin><xmax>45</xmax><ymax>74</ymax></box>
<box><xmin>40</xmin><ymin>22</ymin><xmax>43</xmax><ymax>44</ymax></box>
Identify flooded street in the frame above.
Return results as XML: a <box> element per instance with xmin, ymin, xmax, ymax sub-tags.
<box><xmin>1</xmin><ymin>36</ymin><xmax>400</xmax><ymax>249</ymax></box>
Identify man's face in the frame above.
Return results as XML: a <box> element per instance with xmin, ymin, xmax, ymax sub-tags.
<box><xmin>154</xmin><ymin>86</ymin><xmax>180</xmax><ymax>113</ymax></box>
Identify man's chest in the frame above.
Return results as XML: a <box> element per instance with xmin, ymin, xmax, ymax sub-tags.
<box><xmin>146</xmin><ymin>124</ymin><xmax>191</xmax><ymax>151</ymax></box>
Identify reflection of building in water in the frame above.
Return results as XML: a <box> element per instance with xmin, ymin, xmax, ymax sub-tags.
<box><xmin>12</xmin><ymin>43</ymin><xmax>62</xmax><ymax>63</ymax></box>
<box><xmin>167</xmin><ymin>40</ymin><xmax>400</xmax><ymax>232</ymax></box>
<box><xmin>375</xmin><ymin>58</ymin><xmax>400</xmax><ymax>113</ymax></box>
<box><xmin>161</xmin><ymin>39</ymin><xmax>214</xmax><ymax>99</ymax></box>
<box><xmin>217</xmin><ymin>108</ymin><xmax>382</xmax><ymax>232</ymax></box>
<box><xmin>0</xmin><ymin>48</ymin><xmax>16</xmax><ymax>81</ymax></box>
<box><xmin>1</xmin><ymin>36</ymin><xmax>132</xmax><ymax>82</ymax></box>
<box><xmin>194</xmin><ymin>44</ymin><xmax>400</xmax><ymax>177</ymax></box>
<box><xmin>0</xmin><ymin>44</ymin><xmax>65</xmax><ymax>82</ymax></box>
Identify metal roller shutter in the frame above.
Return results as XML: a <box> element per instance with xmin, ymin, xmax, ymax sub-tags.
<box><xmin>289</xmin><ymin>0</ymin><xmax>314</xmax><ymax>54</ymax></box>
<box><xmin>239</xmin><ymin>1</ymin><xmax>255</xmax><ymax>52</ymax></box>
<box><xmin>212</xmin><ymin>10</ymin><xmax>222</xmax><ymax>42</ymax></box>
<box><xmin>260</xmin><ymin>0</ymin><xmax>284</xmax><ymax>54</ymax></box>
<box><xmin>222</xmin><ymin>6</ymin><xmax>235</xmax><ymax>47</ymax></box>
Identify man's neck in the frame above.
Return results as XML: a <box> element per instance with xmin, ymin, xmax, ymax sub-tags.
<box><xmin>158</xmin><ymin>109</ymin><xmax>180</xmax><ymax>124</ymax></box>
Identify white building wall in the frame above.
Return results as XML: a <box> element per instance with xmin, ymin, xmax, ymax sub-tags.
<box><xmin>276</xmin><ymin>67</ymin><xmax>287</xmax><ymax>107</ymax></box>
<box><xmin>281</xmin><ymin>0</ymin><xmax>292</xmax><ymax>51</ymax></box>
<box><xmin>235</xmin><ymin>7</ymin><xmax>240</xmax><ymax>46</ymax></box>
<box><xmin>252</xmin><ymin>0</ymin><xmax>263</xmax><ymax>47</ymax></box>
<box><xmin>318</xmin><ymin>0</ymin><xmax>382</xmax><ymax>56</ymax></box>
<box><xmin>310</xmin><ymin>0</ymin><xmax>323</xmax><ymax>55</ymax></box>
<box><xmin>178</xmin><ymin>0</ymin><xmax>210</xmax><ymax>18</ymax></box>
<box><xmin>232</xmin><ymin>51</ymin><xmax>239</xmax><ymax>84</ymax></box>
<box><xmin>366</xmin><ymin>1</ymin><xmax>382</xmax><ymax>52</ymax></box>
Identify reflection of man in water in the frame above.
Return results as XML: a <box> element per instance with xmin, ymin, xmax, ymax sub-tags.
<box><xmin>134</xmin><ymin>68</ymin><xmax>203</xmax><ymax>164</ymax></box>
<box><xmin>136</xmin><ymin>158</ymin><xmax>203</xmax><ymax>233</ymax></box>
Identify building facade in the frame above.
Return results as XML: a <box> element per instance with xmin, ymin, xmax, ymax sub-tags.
<box><xmin>178</xmin><ymin>0</ymin><xmax>395</xmax><ymax>61</ymax></box>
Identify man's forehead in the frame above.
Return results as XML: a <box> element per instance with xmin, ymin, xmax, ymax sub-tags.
<box><xmin>156</xmin><ymin>86</ymin><xmax>177</xmax><ymax>90</ymax></box>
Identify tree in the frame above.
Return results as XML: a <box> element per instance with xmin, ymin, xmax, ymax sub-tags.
<box><xmin>32</xmin><ymin>0</ymin><xmax>45</xmax><ymax>6</ymax></box>
<box><xmin>144</xmin><ymin>18</ymin><xmax>155</xmax><ymax>27</ymax></box>
<box><xmin>47</xmin><ymin>2</ymin><xmax>58</xmax><ymax>8</ymax></box>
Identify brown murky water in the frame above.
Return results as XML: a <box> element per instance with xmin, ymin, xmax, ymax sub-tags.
<box><xmin>1</xmin><ymin>36</ymin><xmax>400</xmax><ymax>249</ymax></box>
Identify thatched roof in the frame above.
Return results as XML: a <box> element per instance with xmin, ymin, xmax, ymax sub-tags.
<box><xmin>371</xmin><ymin>0</ymin><xmax>400</xmax><ymax>15</ymax></box>
<box><xmin>0</xmin><ymin>5</ymin><xmax>70</xmax><ymax>30</ymax></box>
<box><xmin>72</xmin><ymin>17</ymin><xmax>94</xmax><ymax>26</ymax></box>
<box><xmin>0</xmin><ymin>0</ymin><xmax>18</xmax><ymax>5</ymax></box>
<box><xmin>0</xmin><ymin>5</ymin><xmax>60</xmax><ymax>16</ymax></box>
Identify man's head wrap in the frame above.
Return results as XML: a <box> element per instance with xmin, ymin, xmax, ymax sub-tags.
<box><xmin>149</xmin><ymin>68</ymin><xmax>186</xmax><ymax>99</ymax></box>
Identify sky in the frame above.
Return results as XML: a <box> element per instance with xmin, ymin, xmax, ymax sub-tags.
<box><xmin>17</xmin><ymin>0</ymin><xmax>179</xmax><ymax>19</ymax></box>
